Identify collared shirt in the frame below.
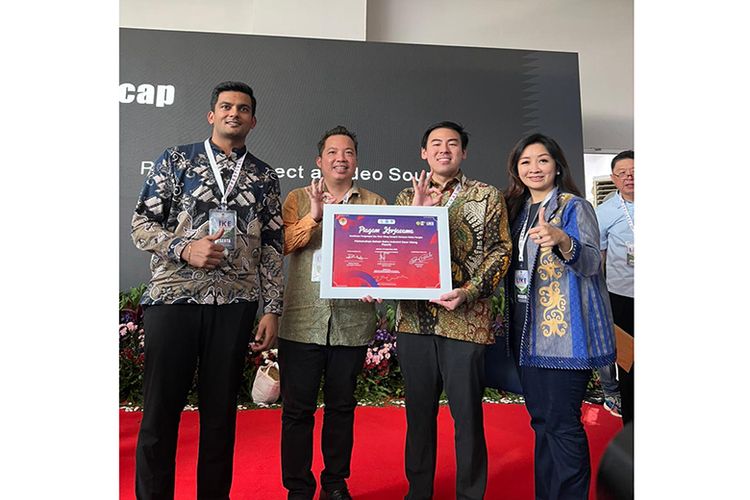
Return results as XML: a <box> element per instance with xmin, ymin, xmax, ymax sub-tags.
<box><xmin>395</xmin><ymin>172</ymin><xmax>512</xmax><ymax>344</ymax></box>
<box><xmin>131</xmin><ymin>140</ymin><xmax>284</xmax><ymax>313</ymax></box>
<box><xmin>596</xmin><ymin>191</ymin><xmax>634</xmax><ymax>298</ymax></box>
<box><xmin>279</xmin><ymin>183</ymin><xmax>387</xmax><ymax>346</ymax></box>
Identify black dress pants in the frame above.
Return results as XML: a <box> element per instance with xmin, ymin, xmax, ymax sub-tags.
<box><xmin>609</xmin><ymin>292</ymin><xmax>634</xmax><ymax>425</ymax></box>
<box><xmin>278</xmin><ymin>337</ymin><xmax>367</xmax><ymax>500</ymax></box>
<box><xmin>135</xmin><ymin>302</ymin><xmax>258</xmax><ymax>500</ymax></box>
<box><xmin>396</xmin><ymin>332</ymin><xmax>487</xmax><ymax>500</ymax></box>
<box><xmin>519</xmin><ymin>365</ymin><xmax>592</xmax><ymax>500</ymax></box>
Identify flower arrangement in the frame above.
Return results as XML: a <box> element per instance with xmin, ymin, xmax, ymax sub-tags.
<box><xmin>118</xmin><ymin>286</ymin><xmax>520</xmax><ymax>408</ymax></box>
<box><xmin>364</xmin><ymin>328</ymin><xmax>396</xmax><ymax>376</ymax></box>
<box><xmin>118</xmin><ymin>285</ymin><xmax>406</xmax><ymax>408</ymax></box>
<box><xmin>119</xmin><ymin>284</ymin><xmax>147</xmax><ymax>406</ymax></box>
<box><xmin>355</xmin><ymin>303</ymin><xmax>404</xmax><ymax>403</ymax></box>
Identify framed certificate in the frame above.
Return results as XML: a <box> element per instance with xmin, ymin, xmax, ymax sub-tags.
<box><xmin>319</xmin><ymin>204</ymin><xmax>453</xmax><ymax>299</ymax></box>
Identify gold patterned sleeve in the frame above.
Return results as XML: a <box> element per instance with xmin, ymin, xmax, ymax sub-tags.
<box><xmin>282</xmin><ymin>190</ymin><xmax>318</xmax><ymax>255</ymax></box>
<box><xmin>394</xmin><ymin>188</ymin><xmax>413</xmax><ymax>207</ymax></box>
<box><xmin>461</xmin><ymin>187</ymin><xmax>513</xmax><ymax>302</ymax></box>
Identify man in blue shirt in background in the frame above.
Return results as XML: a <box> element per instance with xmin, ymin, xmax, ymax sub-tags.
<box><xmin>596</xmin><ymin>150</ymin><xmax>635</xmax><ymax>424</ymax></box>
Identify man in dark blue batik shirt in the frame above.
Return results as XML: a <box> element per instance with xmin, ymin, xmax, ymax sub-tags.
<box><xmin>131</xmin><ymin>81</ymin><xmax>284</xmax><ymax>500</ymax></box>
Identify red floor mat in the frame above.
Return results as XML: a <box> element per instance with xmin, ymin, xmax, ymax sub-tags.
<box><xmin>120</xmin><ymin>402</ymin><xmax>622</xmax><ymax>499</ymax></box>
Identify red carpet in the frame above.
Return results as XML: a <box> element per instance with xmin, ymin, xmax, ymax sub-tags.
<box><xmin>120</xmin><ymin>403</ymin><xmax>622</xmax><ymax>499</ymax></box>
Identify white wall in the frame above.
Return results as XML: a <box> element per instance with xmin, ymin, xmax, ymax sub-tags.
<box><xmin>365</xmin><ymin>0</ymin><xmax>633</xmax><ymax>152</ymax></box>
<box><xmin>120</xmin><ymin>0</ymin><xmax>632</xmax><ymax>151</ymax></box>
<box><xmin>120</xmin><ymin>0</ymin><xmax>368</xmax><ymax>40</ymax></box>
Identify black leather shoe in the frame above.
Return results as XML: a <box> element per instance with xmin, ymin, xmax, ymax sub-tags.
<box><xmin>320</xmin><ymin>487</ymin><xmax>352</xmax><ymax>500</ymax></box>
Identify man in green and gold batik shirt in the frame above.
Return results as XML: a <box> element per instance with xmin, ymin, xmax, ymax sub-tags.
<box><xmin>395</xmin><ymin>121</ymin><xmax>512</xmax><ymax>500</ymax></box>
<box><xmin>278</xmin><ymin>126</ymin><xmax>386</xmax><ymax>500</ymax></box>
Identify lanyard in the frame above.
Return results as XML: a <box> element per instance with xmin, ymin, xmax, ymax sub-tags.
<box><xmin>443</xmin><ymin>182</ymin><xmax>462</xmax><ymax>208</ymax></box>
<box><xmin>204</xmin><ymin>139</ymin><xmax>246</xmax><ymax>209</ymax></box>
<box><xmin>618</xmin><ymin>193</ymin><xmax>635</xmax><ymax>234</ymax></box>
<box><xmin>518</xmin><ymin>191</ymin><xmax>555</xmax><ymax>263</ymax></box>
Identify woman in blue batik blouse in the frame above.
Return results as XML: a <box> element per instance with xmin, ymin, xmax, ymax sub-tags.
<box><xmin>503</xmin><ymin>133</ymin><xmax>616</xmax><ymax>500</ymax></box>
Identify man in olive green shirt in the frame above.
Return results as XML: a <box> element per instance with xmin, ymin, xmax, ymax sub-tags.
<box><xmin>278</xmin><ymin>126</ymin><xmax>386</xmax><ymax>500</ymax></box>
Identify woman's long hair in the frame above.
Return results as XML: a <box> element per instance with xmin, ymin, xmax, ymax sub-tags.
<box><xmin>504</xmin><ymin>133</ymin><xmax>583</xmax><ymax>223</ymax></box>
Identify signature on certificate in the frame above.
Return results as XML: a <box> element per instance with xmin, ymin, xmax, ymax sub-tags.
<box><xmin>409</xmin><ymin>252</ymin><xmax>433</xmax><ymax>265</ymax></box>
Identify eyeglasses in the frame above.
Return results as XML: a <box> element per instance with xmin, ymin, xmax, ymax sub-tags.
<box><xmin>612</xmin><ymin>170</ymin><xmax>634</xmax><ymax>179</ymax></box>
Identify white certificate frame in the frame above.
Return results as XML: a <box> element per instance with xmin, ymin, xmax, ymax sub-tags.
<box><xmin>320</xmin><ymin>204</ymin><xmax>452</xmax><ymax>300</ymax></box>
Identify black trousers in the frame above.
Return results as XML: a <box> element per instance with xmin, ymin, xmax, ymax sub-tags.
<box><xmin>519</xmin><ymin>364</ymin><xmax>592</xmax><ymax>500</ymax></box>
<box><xmin>135</xmin><ymin>302</ymin><xmax>258</xmax><ymax>500</ymax></box>
<box><xmin>610</xmin><ymin>292</ymin><xmax>634</xmax><ymax>425</ymax></box>
<box><xmin>278</xmin><ymin>337</ymin><xmax>367</xmax><ymax>500</ymax></box>
<box><xmin>396</xmin><ymin>332</ymin><xmax>487</xmax><ymax>500</ymax></box>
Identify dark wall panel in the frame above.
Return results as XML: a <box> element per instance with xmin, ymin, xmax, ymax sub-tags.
<box><xmin>120</xmin><ymin>28</ymin><xmax>583</xmax><ymax>289</ymax></box>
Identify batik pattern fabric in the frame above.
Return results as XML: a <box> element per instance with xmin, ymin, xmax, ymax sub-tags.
<box><xmin>505</xmin><ymin>188</ymin><xmax>616</xmax><ymax>369</ymax></box>
<box><xmin>395</xmin><ymin>173</ymin><xmax>512</xmax><ymax>345</ymax></box>
<box><xmin>131</xmin><ymin>140</ymin><xmax>284</xmax><ymax>314</ymax></box>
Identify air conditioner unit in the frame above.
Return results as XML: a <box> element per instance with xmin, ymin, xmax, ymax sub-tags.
<box><xmin>592</xmin><ymin>176</ymin><xmax>617</xmax><ymax>207</ymax></box>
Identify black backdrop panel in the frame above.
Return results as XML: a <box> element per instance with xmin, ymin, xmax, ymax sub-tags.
<box><xmin>120</xmin><ymin>28</ymin><xmax>583</xmax><ymax>289</ymax></box>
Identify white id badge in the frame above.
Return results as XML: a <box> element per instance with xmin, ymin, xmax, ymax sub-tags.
<box><xmin>514</xmin><ymin>270</ymin><xmax>530</xmax><ymax>303</ymax></box>
<box><xmin>209</xmin><ymin>209</ymin><xmax>237</xmax><ymax>250</ymax></box>
<box><xmin>311</xmin><ymin>249</ymin><xmax>322</xmax><ymax>282</ymax></box>
<box><xmin>626</xmin><ymin>242</ymin><xmax>634</xmax><ymax>267</ymax></box>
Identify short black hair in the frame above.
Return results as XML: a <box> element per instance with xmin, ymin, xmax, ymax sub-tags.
<box><xmin>317</xmin><ymin>125</ymin><xmax>358</xmax><ymax>155</ymax></box>
<box><xmin>420</xmin><ymin>121</ymin><xmax>469</xmax><ymax>150</ymax></box>
<box><xmin>611</xmin><ymin>150</ymin><xmax>634</xmax><ymax>170</ymax></box>
<box><xmin>210</xmin><ymin>81</ymin><xmax>256</xmax><ymax>116</ymax></box>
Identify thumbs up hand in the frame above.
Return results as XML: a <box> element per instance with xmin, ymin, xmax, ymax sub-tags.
<box><xmin>182</xmin><ymin>228</ymin><xmax>226</xmax><ymax>269</ymax></box>
<box><xmin>527</xmin><ymin>206</ymin><xmax>572</xmax><ymax>253</ymax></box>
